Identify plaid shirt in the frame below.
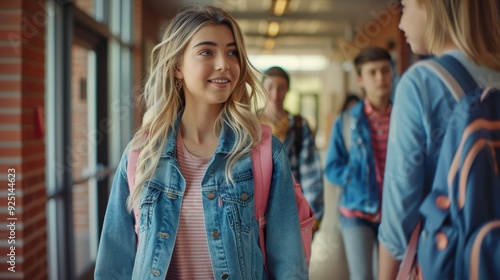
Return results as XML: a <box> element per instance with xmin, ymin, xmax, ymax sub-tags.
<box><xmin>283</xmin><ymin>114</ymin><xmax>324</xmax><ymax>220</ymax></box>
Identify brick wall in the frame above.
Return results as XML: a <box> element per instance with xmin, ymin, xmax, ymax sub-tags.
<box><xmin>70</xmin><ymin>45</ymin><xmax>89</xmax><ymax>231</ymax></box>
<box><xmin>0</xmin><ymin>0</ymin><xmax>47</xmax><ymax>279</ymax></box>
<box><xmin>70</xmin><ymin>44</ymin><xmax>92</xmax><ymax>276</ymax></box>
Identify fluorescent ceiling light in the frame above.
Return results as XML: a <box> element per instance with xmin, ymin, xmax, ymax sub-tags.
<box><xmin>249</xmin><ymin>54</ymin><xmax>328</xmax><ymax>71</ymax></box>
<box><xmin>273</xmin><ymin>0</ymin><xmax>288</xmax><ymax>16</ymax></box>
<box><xmin>267</xmin><ymin>21</ymin><xmax>280</xmax><ymax>37</ymax></box>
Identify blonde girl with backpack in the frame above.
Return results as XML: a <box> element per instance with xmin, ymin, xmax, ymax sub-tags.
<box><xmin>378</xmin><ymin>0</ymin><xmax>500</xmax><ymax>278</ymax></box>
<box><xmin>94</xmin><ymin>5</ymin><xmax>307</xmax><ymax>279</ymax></box>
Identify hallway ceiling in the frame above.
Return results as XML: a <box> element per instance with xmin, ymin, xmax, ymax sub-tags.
<box><xmin>146</xmin><ymin>0</ymin><xmax>397</xmax><ymax>56</ymax></box>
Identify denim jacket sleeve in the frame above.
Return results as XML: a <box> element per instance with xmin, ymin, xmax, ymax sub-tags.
<box><xmin>378</xmin><ymin>68</ymin><xmax>429</xmax><ymax>260</ymax></box>
<box><xmin>298</xmin><ymin>119</ymin><xmax>324</xmax><ymax>220</ymax></box>
<box><xmin>325</xmin><ymin>114</ymin><xmax>349</xmax><ymax>187</ymax></box>
<box><xmin>95</xmin><ymin>147</ymin><xmax>137</xmax><ymax>279</ymax></box>
<box><xmin>265</xmin><ymin>137</ymin><xmax>309</xmax><ymax>279</ymax></box>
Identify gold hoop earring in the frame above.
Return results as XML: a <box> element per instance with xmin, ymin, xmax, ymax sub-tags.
<box><xmin>176</xmin><ymin>78</ymin><xmax>183</xmax><ymax>89</ymax></box>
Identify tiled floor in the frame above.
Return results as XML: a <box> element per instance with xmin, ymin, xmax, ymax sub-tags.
<box><xmin>309</xmin><ymin>183</ymin><xmax>350</xmax><ymax>280</ymax></box>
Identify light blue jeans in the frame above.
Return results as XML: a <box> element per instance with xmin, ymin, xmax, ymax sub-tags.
<box><xmin>340</xmin><ymin>216</ymin><xmax>379</xmax><ymax>280</ymax></box>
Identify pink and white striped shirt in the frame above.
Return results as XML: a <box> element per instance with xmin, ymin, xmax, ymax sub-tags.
<box><xmin>166</xmin><ymin>135</ymin><xmax>214</xmax><ymax>279</ymax></box>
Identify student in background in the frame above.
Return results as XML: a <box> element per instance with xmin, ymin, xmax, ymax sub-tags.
<box><xmin>260</xmin><ymin>66</ymin><xmax>324</xmax><ymax>235</ymax></box>
<box><xmin>95</xmin><ymin>5</ymin><xmax>307</xmax><ymax>279</ymax></box>
<box><xmin>325</xmin><ymin>46</ymin><xmax>393</xmax><ymax>280</ymax></box>
<box><xmin>378</xmin><ymin>0</ymin><xmax>500</xmax><ymax>278</ymax></box>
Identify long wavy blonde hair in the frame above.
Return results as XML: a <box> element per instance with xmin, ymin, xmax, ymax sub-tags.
<box><xmin>127</xmin><ymin>5</ymin><xmax>266</xmax><ymax>211</ymax></box>
<box><xmin>418</xmin><ymin>0</ymin><xmax>500</xmax><ymax>70</ymax></box>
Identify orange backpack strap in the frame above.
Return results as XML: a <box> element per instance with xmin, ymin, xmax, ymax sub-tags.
<box><xmin>251</xmin><ymin>124</ymin><xmax>273</xmax><ymax>272</ymax></box>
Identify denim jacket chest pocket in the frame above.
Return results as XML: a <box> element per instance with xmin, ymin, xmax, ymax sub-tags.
<box><xmin>138</xmin><ymin>183</ymin><xmax>161</xmax><ymax>233</ymax></box>
<box><xmin>219</xmin><ymin>169</ymin><xmax>255</xmax><ymax>233</ymax></box>
<box><xmin>138</xmin><ymin>181</ymin><xmax>181</xmax><ymax>233</ymax></box>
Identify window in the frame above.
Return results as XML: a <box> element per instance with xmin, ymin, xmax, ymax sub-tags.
<box><xmin>45</xmin><ymin>1</ymin><xmax>133</xmax><ymax>279</ymax></box>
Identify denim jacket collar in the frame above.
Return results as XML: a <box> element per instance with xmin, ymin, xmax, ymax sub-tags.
<box><xmin>349</xmin><ymin>100</ymin><xmax>365</xmax><ymax>121</ymax></box>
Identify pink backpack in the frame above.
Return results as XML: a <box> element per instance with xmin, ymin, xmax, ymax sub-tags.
<box><xmin>126</xmin><ymin>125</ymin><xmax>314</xmax><ymax>268</ymax></box>
<box><xmin>252</xmin><ymin>125</ymin><xmax>314</xmax><ymax>269</ymax></box>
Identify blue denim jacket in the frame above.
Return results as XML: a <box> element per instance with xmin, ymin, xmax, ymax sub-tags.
<box><xmin>94</xmin><ymin>121</ymin><xmax>308</xmax><ymax>280</ymax></box>
<box><xmin>324</xmin><ymin>100</ymin><xmax>379</xmax><ymax>214</ymax></box>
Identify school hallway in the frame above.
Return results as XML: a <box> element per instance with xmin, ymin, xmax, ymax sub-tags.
<box><xmin>0</xmin><ymin>0</ymin><xmax>409</xmax><ymax>279</ymax></box>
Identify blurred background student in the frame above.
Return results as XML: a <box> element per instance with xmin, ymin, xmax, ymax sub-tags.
<box><xmin>260</xmin><ymin>66</ymin><xmax>324</xmax><ymax>235</ymax></box>
<box><xmin>325</xmin><ymin>47</ymin><xmax>393</xmax><ymax>280</ymax></box>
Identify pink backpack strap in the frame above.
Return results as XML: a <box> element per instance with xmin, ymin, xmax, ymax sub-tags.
<box><xmin>396</xmin><ymin>219</ymin><xmax>422</xmax><ymax>280</ymax></box>
<box><xmin>127</xmin><ymin>148</ymin><xmax>141</xmax><ymax>240</ymax></box>
<box><xmin>251</xmin><ymin>124</ymin><xmax>273</xmax><ymax>272</ymax></box>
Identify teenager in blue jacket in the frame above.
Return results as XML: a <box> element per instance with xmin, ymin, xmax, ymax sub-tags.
<box><xmin>325</xmin><ymin>46</ymin><xmax>393</xmax><ymax>280</ymax></box>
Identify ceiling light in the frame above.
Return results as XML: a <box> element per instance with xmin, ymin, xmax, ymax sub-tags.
<box><xmin>273</xmin><ymin>0</ymin><xmax>289</xmax><ymax>16</ymax></box>
<box><xmin>267</xmin><ymin>21</ymin><xmax>280</xmax><ymax>37</ymax></box>
<box><xmin>264</xmin><ymin>38</ymin><xmax>276</xmax><ymax>50</ymax></box>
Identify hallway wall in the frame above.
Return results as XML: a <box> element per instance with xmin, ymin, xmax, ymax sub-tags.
<box><xmin>0</xmin><ymin>0</ymin><xmax>48</xmax><ymax>278</ymax></box>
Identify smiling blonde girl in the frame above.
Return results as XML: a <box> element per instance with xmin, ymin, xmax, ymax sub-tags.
<box><xmin>95</xmin><ymin>5</ymin><xmax>307</xmax><ymax>280</ymax></box>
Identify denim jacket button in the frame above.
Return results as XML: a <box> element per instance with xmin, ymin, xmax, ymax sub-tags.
<box><xmin>207</xmin><ymin>192</ymin><xmax>216</xmax><ymax>200</ymax></box>
<box><xmin>240</xmin><ymin>192</ymin><xmax>248</xmax><ymax>201</ymax></box>
<box><xmin>221</xmin><ymin>273</ymin><xmax>229</xmax><ymax>279</ymax></box>
<box><xmin>421</xmin><ymin>229</ymin><xmax>428</xmax><ymax>241</ymax></box>
<box><xmin>158</xmin><ymin>232</ymin><xmax>170</xmax><ymax>239</ymax></box>
<box><xmin>435</xmin><ymin>195</ymin><xmax>450</xmax><ymax>210</ymax></box>
<box><xmin>212</xmin><ymin>230</ymin><xmax>221</xmax><ymax>239</ymax></box>
<box><xmin>150</xmin><ymin>269</ymin><xmax>161</xmax><ymax>276</ymax></box>
<box><xmin>436</xmin><ymin>232</ymin><xmax>449</xmax><ymax>250</ymax></box>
